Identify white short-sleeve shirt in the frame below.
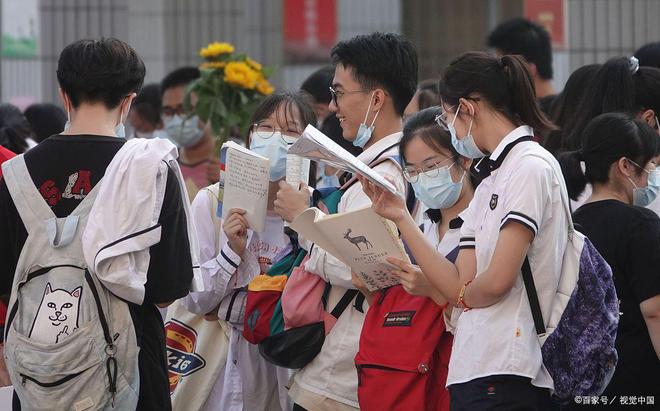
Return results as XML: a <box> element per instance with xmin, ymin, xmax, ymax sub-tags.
<box><xmin>448</xmin><ymin>126</ymin><xmax>569</xmax><ymax>390</ymax></box>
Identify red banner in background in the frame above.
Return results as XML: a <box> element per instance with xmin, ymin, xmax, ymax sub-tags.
<box><xmin>284</xmin><ymin>0</ymin><xmax>337</xmax><ymax>63</ymax></box>
<box><xmin>525</xmin><ymin>0</ymin><xmax>565</xmax><ymax>48</ymax></box>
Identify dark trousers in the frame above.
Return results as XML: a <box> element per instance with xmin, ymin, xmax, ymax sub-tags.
<box><xmin>449</xmin><ymin>374</ymin><xmax>559</xmax><ymax>411</ymax></box>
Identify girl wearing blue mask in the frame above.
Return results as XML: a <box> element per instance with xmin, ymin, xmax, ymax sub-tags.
<box><xmin>182</xmin><ymin>92</ymin><xmax>316</xmax><ymax>411</ymax></box>
<box><xmin>352</xmin><ymin>106</ymin><xmax>479</xmax><ymax>411</ymax></box>
<box><xmin>360</xmin><ymin>52</ymin><xmax>566</xmax><ymax>410</ymax></box>
<box><xmin>559</xmin><ymin>113</ymin><xmax>660</xmax><ymax>405</ymax></box>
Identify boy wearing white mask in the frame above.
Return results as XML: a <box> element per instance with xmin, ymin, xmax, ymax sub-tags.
<box><xmin>161</xmin><ymin>67</ymin><xmax>220</xmax><ymax>200</ymax></box>
<box><xmin>273</xmin><ymin>32</ymin><xmax>418</xmax><ymax>411</ymax></box>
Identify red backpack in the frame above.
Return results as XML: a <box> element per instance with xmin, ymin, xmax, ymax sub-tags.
<box><xmin>355</xmin><ymin>285</ymin><xmax>453</xmax><ymax>411</ymax></box>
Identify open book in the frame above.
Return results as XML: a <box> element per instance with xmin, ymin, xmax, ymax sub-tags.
<box><xmin>219</xmin><ymin>141</ymin><xmax>269</xmax><ymax>232</ymax></box>
<box><xmin>288</xmin><ymin>125</ymin><xmax>401</xmax><ymax>197</ymax></box>
<box><xmin>290</xmin><ymin>206</ymin><xmax>409</xmax><ymax>291</ymax></box>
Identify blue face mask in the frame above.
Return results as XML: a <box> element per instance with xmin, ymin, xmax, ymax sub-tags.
<box><xmin>163</xmin><ymin>114</ymin><xmax>204</xmax><ymax>148</ymax></box>
<box><xmin>250</xmin><ymin>131</ymin><xmax>295</xmax><ymax>181</ymax></box>
<box><xmin>448</xmin><ymin>104</ymin><xmax>485</xmax><ymax>159</ymax></box>
<box><xmin>353</xmin><ymin>92</ymin><xmax>380</xmax><ymax>148</ymax></box>
<box><xmin>63</xmin><ymin>109</ymin><xmax>127</xmax><ymax>138</ymax></box>
<box><xmin>411</xmin><ymin>164</ymin><xmax>465</xmax><ymax>209</ymax></box>
<box><xmin>115</xmin><ymin>115</ymin><xmax>126</xmax><ymax>139</ymax></box>
<box><xmin>630</xmin><ymin>167</ymin><xmax>660</xmax><ymax>207</ymax></box>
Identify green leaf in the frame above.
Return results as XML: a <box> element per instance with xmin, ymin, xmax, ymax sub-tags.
<box><xmin>239</xmin><ymin>91</ymin><xmax>248</xmax><ymax>105</ymax></box>
<box><xmin>261</xmin><ymin>66</ymin><xmax>275</xmax><ymax>78</ymax></box>
<box><xmin>195</xmin><ymin>97</ymin><xmax>212</xmax><ymax>121</ymax></box>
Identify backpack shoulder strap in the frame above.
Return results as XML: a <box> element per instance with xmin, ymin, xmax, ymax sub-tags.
<box><xmin>521</xmin><ymin>257</ymin><xmax>546</xmax><ymax>336</ymax></box>
<box><xmin>2</xmin><ymin>155</ymin><xmax>56</xmax><ymax>230</ymax></box>
<box><xmin>330</xmin><ymin>289</ymin><xmax>359</xmax><ymax>319</ymax></box>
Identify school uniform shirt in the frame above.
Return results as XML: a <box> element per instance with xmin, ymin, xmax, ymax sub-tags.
<box><xmin>448</xmin><ymin>126</ymin><xmax>568</xmax><ymax>391</ymax></box>
<box><xmin>423</xmin><ymin>211</ymin><xmax>462</xmax><ymax>259</ymax></box>
<box><xmin>0</xmin><ymin>134</ymin><xmax>194</xmax><ymax>411</ymax></box>
<box><xmin>183</xmin><ymin>192</ymin><xmax>293</xmax><ymax>411</ymax></box>
<box><xmin>289</xmin><ymin>132</ymin><xmax>406</xmax><ymax>409</ymax></box>
<box><xmin>423</xmin><ymin>211</ymin><xmax>463</xmax><ymax>334</ymax></box>
<box><xmin>573</xmin><ymin>200</ymin><xmax>660</xmax><ymax>397</ymax></box>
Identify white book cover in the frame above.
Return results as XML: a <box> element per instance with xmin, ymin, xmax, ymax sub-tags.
<box><xmin>285</xmin><ymin>153</ymin><xmax>311</xmax><ymax>188</ymax></box>
<box><xmin>290</xmin><ymin>206</ymin><xmax>409</xmax><ymax>291</ymax></box>
<box><xmin>288</xmin><ymin>125</ymin><xmax>401</xmax><ymax>197</ymax></box>
<box><xmin>220</xmin><ymin>141</ymin><xmax>269</xmax><ymax>232</ymax></box>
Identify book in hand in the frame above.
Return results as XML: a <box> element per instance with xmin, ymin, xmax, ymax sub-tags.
<box><xmin>287</xmin><ymin>124</ymin><xmax>401</xmax><ymax>197</ymax></box>
<box><xmin>285</xmin><ymin>154</ymin><xmax>311</xmax><ymax>188</ymax></box>
<box><xmin>289</xmin><ymin>206</ymin><xmax>409</xmax><ymax>291</ymax></box>
<box><xmin>219</xmin><ymin>141</ymin><xmax>269</xmax><ymax>232</ymax></box>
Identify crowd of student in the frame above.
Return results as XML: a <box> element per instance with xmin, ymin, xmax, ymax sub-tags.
<box><xmin>0</xmin><ymin>16</ymin><xmax>658</xmax><ymax>411</ymax></box>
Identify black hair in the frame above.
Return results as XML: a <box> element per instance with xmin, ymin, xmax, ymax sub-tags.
<box><xmin>416</xmin><ymin>79</ymin><xmax>440</xmax><ymax>111</ymax></box>
<box><xmin>331</xmin><ymin>32</ymin><xmax>418</xmax><ymax>116</ymax></box>
<box><xmin>487</xmin><ymin>17</ymin><xmax>553</xmax><ymax>80</ymax></box>
<box><xmin>635</xmin><ymin>41</ymin><xmax>660</xmax><ymax>69</ymax></box>
<box><xmin>131</xmin><ymin>83</ymin><xmax>162</xmax><ymax>127</ymax></box>
<box><xmin>439</xmin><ymin>52</ymin><xmax>556</xmax><ymax>135</ymax></box>
<box><xmin>56</xmin><ymin>38</ymin><xmax>145</xmax><ymax>108</ymax></box>
<box><xmin>558</xmin><ymin>113</ymin><xmax>658</xmax><ymax>200</ymax></box>
<box><xmin>563</xmin><ymin>57</ymin><xmax>660</xmax><ymax>151</ymax></box>
<box><xmin>248</xmin><ymin>92</ymin><xmax>317</xmax><ymax>137</ymax></box>
<box><xmin>23</xmin><ymin>103</ymin><xmax>67</xmax><ymax>142</ymax></box>
<box><xmin>160</xmin><ymin>67</ymin><xmax>201</xmax><ymax>95</ymax></box>
<box><xmin>300</xmin><ymin>66</ymin><xmax>335</xmax><ymax>104</ymax></box>
<box><xmin>544</xmin><ymin>64</ymin><xmax>601</xmax><ymax>153</ymax></box>
<box><xmin>400</xmin><ymin>106</ymin><xmax>481</xmax><ymax>190</ymax></box>
<box><xmin>0</xmin><ymin>104</ymin><xmax>33</xmax><ymax>153</ymax></box>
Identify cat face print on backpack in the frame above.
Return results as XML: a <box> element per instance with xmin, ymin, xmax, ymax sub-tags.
<box><xmin>29</xmin><ymin>283</ymin><xmax>82</xmax><ymax>344</ymax></box>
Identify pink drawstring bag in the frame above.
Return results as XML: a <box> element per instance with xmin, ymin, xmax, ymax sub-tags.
<box><xmin>281</xmin><ymin>255</ymin><xmax>337</xmax><ymax>334</ymax></box>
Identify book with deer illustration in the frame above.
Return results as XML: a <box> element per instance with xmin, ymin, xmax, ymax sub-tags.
<box><xmin>289</xmin><ymin>206</ymin><xmax>409</xmax><ymax>291</ymax></box>
<box><xmin>219</xmin><ymin>141</ymin><xmax>269</xmax><ymax>232</ymax></box>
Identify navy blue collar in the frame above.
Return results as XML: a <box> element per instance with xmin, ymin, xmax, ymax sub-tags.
<box><xmin>473</xmin><ymin>136</ymin><xmax>534</xmax><ymax>179</ymax></box>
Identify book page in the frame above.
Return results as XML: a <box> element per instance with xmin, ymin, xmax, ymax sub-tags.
<box><xmin>289</xmin><ymin>207</ymin><xmax>343</xmax><ymax>258</ymax></box>
<box><xmin>220</xmin><ymin>145</ymin><xmax>269</xmax><ymax>232</ymax></box>
<box><xmin>288</xmin><ymin>125</ymin><xmax>401</xmax><ymax>197</ymax></box>
<box><xmin>285</xmin><ymin>154</ymin><xmax>311</xmax><ymax>188</ymax></box>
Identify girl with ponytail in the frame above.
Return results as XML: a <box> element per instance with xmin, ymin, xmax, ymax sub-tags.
<box><xmin>563</xmin><ymin>56</ymin><xmax>660</xmax><ymax>152</ymax></box>
<box><xmin>559</xmin><ymin>113</ymin><xmax>660</xmax><ymax>403</ymax></box>
<box><xmin>360</xmin><ymin>51</ymin><xmax>569</xmax><ymax>409</ymax></box>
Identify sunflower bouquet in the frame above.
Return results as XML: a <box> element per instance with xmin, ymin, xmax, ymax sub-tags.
<box><xmin>185</xmin><ymin>41</ymin><xmax>275</xmax><ymax>150</ymax></box>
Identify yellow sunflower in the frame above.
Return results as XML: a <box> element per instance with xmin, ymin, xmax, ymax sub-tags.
<box><xmin>245</xmin><ymin>57</ymin><xmax>263</xmax><ymax>72</ymax></box>
<box><xmin>199</xmin><ymin>42</ymin><xmax>235</xmax><ymax>58</ymax></box>
<box><xmin>224</xmin><ymin>61</ymin><xmax>259</xmax><ymax>90</ymax></box>
<box><xmin>256</xmin><ymin>78</ymin><xmax>275</xmax><ymax>95</ymax></box>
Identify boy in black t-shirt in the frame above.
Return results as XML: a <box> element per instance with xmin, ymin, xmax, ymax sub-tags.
<box><xmin>0</xmin><ymin>38</ymin><xmax>193</xmax><ymax>410</ymax></box>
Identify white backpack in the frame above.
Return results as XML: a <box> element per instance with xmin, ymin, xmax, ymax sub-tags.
<box><xmin>2</xmin><ymin>156</ymin><xmax>139</xmax><ymax>411</ymax></box>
